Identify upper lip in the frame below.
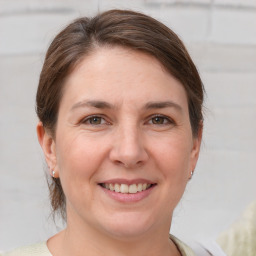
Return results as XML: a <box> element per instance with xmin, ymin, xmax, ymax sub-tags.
<box><xmin>98</xmin><ymin>178</ymin><xmax>156</xmax><ymax>185</ymax></box>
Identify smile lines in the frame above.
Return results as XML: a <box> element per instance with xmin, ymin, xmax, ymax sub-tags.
<box><xmin>100</xmin><ymin>183</ymin><xmax>154</xmax><ymax>194</ymax></box>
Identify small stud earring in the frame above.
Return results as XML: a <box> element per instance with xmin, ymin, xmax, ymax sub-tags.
<box><xmin>52</xmin><ymin>170</ymin><xmax>56</xmax><ymax>178</ymax></box>
<box><xmin>190</xmin><ymin>170</ymin><xmax>194</xmax><ymax>179</ymax></box>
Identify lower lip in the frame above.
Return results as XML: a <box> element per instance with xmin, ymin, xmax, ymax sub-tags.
<box><xmin>100</xmin><ymin>185</ymin><xmax>155</xmax><ymax>203</ymax></box>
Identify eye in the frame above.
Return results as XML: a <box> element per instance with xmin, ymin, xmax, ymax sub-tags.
<box><xmin>148</xmin><ymin>115</ymin><xmax>173</xmax><ymax>125</ymax></box>
<box><xmin>82</xmin><ymin>115</ymin><xmax>108</xmax><ymax>125</ymax></box>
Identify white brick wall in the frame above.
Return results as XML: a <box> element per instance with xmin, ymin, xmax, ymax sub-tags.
<box><xmin>210</xmin><ymin>7</ymin><xmax>256</xmax><ymax>45</ymax></box>
<box><xmin>0</xmin><ymin>0</ymin><xmax>255</xmax><ymax>251</ymax></box>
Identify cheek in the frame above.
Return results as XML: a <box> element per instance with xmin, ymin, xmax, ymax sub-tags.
<box><xmin>157</xmin><ymin>147</ymin><xmax>190</xmax><ymax>194</ymax></box>
<box><xmin>152</xmin><ymin>134</ymin><xmax>192</xmax><ymax>176</ymax></box>
<box><xmin>151</xmin><ymin>134</ymin><xmax>192</xmax><ymax>202</ymax></box>
<box><xmin>55</xmin><ymin>133</ymin><xmax>105</xmax><ymax>197</ymax></box>
<box><xmin>56</xmin><ymin>133</ymin><xmax>102</xmax><ymax>172</ymax></box>
<box><xmin>54</xmin><ymin>134</ymin><xmax>104</xmax><ymax>211</ymax></box>
<box><xmin>149</xmin><ymin>138</ymin><xmax>192</xmax><ymax>218</ymax></box>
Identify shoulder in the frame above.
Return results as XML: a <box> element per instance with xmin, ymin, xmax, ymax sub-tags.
<box><xmin>1</xmin><ymin>242</ymin><xmax>52</xmax><ymax>256</ymax></box>
<box><xmin>217</xmin><ymin>201</ymin><xmax>256</xmax><ymax>256</ymax></box>
<box><xmin>170</xmin><ymin>235</ymin><xmax>196</xmax><ymax>256</ymax></box>
<box><xmin>170</xmin><ymin>235</ymin><xmax>227</xmax><ymax>256</ymax></box>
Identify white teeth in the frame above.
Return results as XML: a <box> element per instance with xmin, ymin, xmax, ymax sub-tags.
<box><xmin>109</xmin><ymin>184</ymin><xmax>114</xmax><ymax>191</ymax></box>
<box><xmin>128</xmin><ymin>184</ymin><xmax>137</xmax><ymax>194</ymax></box>
<box><xmin>120</xmin><ymin>184</ymin><xmax>129</xmax><ymax>193</ymax></box>
<box><xmin>102</xmin><ymin>183</ymin><xmax>152</xmax><ymax>194</ymax></box>
<box><xmin>114</xmin><ymin>184</ymin><xmax>120</xmax><ymax>192</ymax></box>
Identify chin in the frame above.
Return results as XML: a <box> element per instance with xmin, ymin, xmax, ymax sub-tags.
<box><xmin>99</xmin><ymin>212</ymin><xmax>156</xmax><ymax>240</ymax></box>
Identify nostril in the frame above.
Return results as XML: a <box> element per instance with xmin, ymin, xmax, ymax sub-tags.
<box><xmin>114</xmin><ymin>160</ymin><xmax>125</xmax><ymax>166</ymax></box>
<box><xmin>109</xmin><ymin>138</ymin><xmax>149</xmax><ymax>168</ymax></box>
<box><xmin>114</xmin><ymin>160</ymin><xmax>144</xmax><ymax>168</ymax></box>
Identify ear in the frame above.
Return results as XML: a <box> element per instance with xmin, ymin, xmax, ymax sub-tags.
<box><xmin>37</xmin><ymin>122</ymin><xmax>59</xmax><ymax>178</ymax></box>
<box><xmin>189</xmin><ymin>123</ymin><xmax>203</xmax><ymax>177</ymax></box>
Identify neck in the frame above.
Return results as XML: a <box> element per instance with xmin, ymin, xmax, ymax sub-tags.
<box><xmin>48</xmin><ymin>215</ymin><xmax>180</xmax><ymax>256</ymax></box>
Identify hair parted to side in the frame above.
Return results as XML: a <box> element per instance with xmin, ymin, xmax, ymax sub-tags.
<box><xmin>36</xmin><ymin>9</ymin><xmax>204</xmax><ymax>219</ymax></box>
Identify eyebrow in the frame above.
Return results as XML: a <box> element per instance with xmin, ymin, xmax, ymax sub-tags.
<box><xmin>70</xmin><ymin>100</ymin><xmax>182</xmax><ymax>112</ymax></box>
<box><xmin>71</xmin><ymin>100</ymin><xmax>114</xmax><ymax>111</ymax></box>
<box><xmin>144</xmin><ymin>101</ymin><xmax>182</xmax><ymax>111</ymax></box>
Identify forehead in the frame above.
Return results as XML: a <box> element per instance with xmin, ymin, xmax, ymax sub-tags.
<box><xmin>60</xmin><ymin>46</ymin><xmax>188</xmax><ymax>110</ymax></box>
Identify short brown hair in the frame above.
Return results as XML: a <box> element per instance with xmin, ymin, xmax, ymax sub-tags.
<box><xmin>36</xmin><ymin>9</ymin><xmax>204</xmax><ymax>219</ymax></box>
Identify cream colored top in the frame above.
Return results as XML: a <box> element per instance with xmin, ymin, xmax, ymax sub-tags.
<box><xmin>217</xmin><ymin>201</ymin><xmax>256</xmax><ymax>256</ymax></box>
<box><xmin>1</xmin><ymin>235</ymin><xmax>196</xmax><ymax>256</ymax></box>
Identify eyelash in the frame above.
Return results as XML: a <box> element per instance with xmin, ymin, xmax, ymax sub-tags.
<box><xmin>80</xmin><ymin>114</ymin><xmax>174</xmax><ymax>127</ymax></box>
<box><xmin>147</xmin><ymin>115</ymin><xmax>174</xmax><ymax>126</ymax></box>
<box><xmin>80</xmin><ymin>115</ymin><xmax>110</xmax><ymax>126</ymax></box>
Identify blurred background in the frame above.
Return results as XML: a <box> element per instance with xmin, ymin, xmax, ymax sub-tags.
<box><xmin>0</xmin><ymin>0</ymin><xmax>256</xmax><ymax>251</ymax></box>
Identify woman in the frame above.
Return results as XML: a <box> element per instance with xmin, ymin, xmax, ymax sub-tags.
<box><xmin>3</xmin><ymin>9</ymin><xmax>204</xmax><ymax>256</ymax></box>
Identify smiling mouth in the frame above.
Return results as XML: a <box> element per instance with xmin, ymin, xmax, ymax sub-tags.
<box><xmin>99</xmin><ymin>183</ymin><xmax>156</xmax><ymax>194</ymax></box>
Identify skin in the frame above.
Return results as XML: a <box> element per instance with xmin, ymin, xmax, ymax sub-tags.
<box><xmin>37</xmin><ymin>47</ymin><xmax>202</xmax><ymax>256</ymax></box>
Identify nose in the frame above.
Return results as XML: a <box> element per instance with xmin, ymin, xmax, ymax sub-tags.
<box><xmin>109</xmin><ymin>124</ymin><xmax>149</xmax><ymax>168</ymax></box>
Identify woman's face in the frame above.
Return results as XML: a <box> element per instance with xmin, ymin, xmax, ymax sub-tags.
<box><xmin>40</xmin><ymin>47</ymin><xmax>201</xmax><ymax>239</ymax></box>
